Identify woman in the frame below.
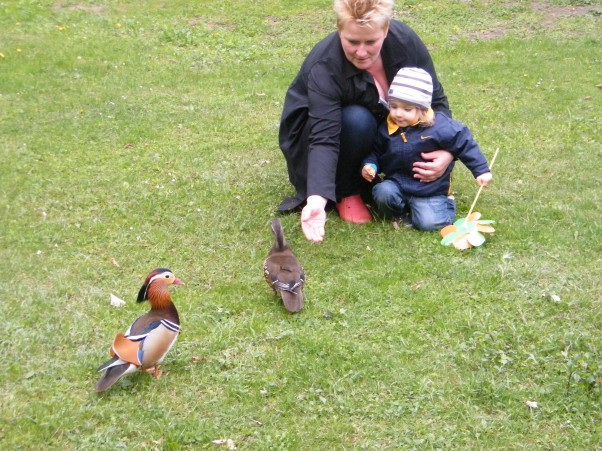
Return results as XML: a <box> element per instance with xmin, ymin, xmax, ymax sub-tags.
<box><xmin>278</xmin><ymin>0</ymin><xmax>454</xmax><ymax>242</ymax></box>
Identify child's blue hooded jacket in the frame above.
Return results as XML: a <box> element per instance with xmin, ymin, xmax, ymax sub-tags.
<box><xmin>363</xmin><ymin>112</ymin><xmax>490</xmax><ymax>197</ymax></box>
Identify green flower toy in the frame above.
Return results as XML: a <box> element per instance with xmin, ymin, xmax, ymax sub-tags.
<box><xmin>440</xmin><ymin>148</ymin><xmax>499</xmax><ymax>250</ymax></box>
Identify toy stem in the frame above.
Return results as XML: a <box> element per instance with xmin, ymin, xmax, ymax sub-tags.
<box><xmin>465</xmin><ymin>148</ymin><xmax>499</xmax><ymax>220</ymax></box>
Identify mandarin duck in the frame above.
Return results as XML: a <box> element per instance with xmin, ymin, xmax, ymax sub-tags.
<box><xmin>263</xmin><ymin>218</ymin><xmax>305</xmax><ymax>312</ymax></box>
<box><xmin>95</xmin><ymin>268</ymin><xmax>184</xmax><ymax>392</ymax></box>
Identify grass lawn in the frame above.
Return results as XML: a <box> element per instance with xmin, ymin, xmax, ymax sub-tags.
<box><xmin>1</xmin><ymin>0</ymin><xmax>601</xmax><ymax>448</ymax></box>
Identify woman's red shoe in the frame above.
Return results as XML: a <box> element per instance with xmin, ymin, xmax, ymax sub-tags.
<box><xmin>336</xmin><ymin>195</ymin><xmax>372</xmax><ymax>224</ymax></box>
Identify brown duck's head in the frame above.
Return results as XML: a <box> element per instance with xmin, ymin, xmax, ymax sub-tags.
<box><xmin>137</xmin><ymin>268</ymin><xmax>185</xmax><ymax>303</ymax></box>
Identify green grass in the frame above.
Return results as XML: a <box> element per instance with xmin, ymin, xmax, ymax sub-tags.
<box><xmin>1</xmin><ymin>0</ymin><xmax>601</xmax><ymax>448</ymax></box>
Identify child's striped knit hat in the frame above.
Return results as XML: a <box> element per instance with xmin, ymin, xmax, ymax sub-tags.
<box><xmin>388</xmin><ymin>67</ymin><xmax>433</xmax><ymax>110</ymax></box>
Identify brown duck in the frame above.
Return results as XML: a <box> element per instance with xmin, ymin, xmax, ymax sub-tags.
<box><xmin>95</xmin><ymin>268</ymin><xmax>184</xmax><ymax>392</ymax></box>
<box><xmin>263</xmin><ymin>219</ymin><xmax>305</xmax><ymax>312</ymax></box>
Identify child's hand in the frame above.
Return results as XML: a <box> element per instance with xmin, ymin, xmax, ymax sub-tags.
<box><xmin>362</xmin><ymin>164</ymin><xmax>377</xmax><ymax>182</ymax></box>
<box><xmin>476</xmin><ymin>172</ymin><xmax>492</xmax><ymax>186</ymax></box>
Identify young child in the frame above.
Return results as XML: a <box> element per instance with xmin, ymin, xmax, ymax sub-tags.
<box><xmin>361</xmin><ymin>67</ymin><xmax>492</xmax><ymax>231</ymax></box>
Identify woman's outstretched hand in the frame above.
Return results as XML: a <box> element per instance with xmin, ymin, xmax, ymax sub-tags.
<box><xmin>301</xmin><ymin>195</ymin><xmax>327</xmax><ymax>243</ymax></box>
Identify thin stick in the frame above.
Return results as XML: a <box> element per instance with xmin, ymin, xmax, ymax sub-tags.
<box><xmin>465</xmin><ymin>147</ymin><xmax>499</xmax><ymax>220</ymax></box>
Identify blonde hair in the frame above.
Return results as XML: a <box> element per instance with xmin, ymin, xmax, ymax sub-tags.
<box><xmin>334</xmin><ymin>0</ymin><xmax>394</xmax><ymax>30</ymax></box>
<box><xmin>414</xmin><ymin>108</ymin><xmax>435</xmax><ymax>127</ymax></box>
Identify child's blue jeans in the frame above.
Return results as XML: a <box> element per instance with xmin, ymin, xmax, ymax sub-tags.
<box><xmin>372</xmin><ymin>179</ymin><xmax>456</xmax><ymax>231</ymax></box>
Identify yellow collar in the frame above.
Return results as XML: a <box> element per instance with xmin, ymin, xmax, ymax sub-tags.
<box><xmin>387</xmin><ymin>115</ymin><xmax>401</xmax><ymax>135</ymax></box>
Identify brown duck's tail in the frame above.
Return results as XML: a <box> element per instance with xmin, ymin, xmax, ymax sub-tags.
<box><xmin>270</xmin><ymin>218</ymin><xmax>289</xmax><ymax>252</ymax></box>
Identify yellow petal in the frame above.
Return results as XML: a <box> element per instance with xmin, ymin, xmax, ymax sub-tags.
<box><xmin>440</xmin><ymin>224</ymin><xmax>457</xmax><ymax>238</ymax></box>
<box><xmin>477</xmin><ymin>224</ymin><xmax>496</xmax><ymax>233</ymax></box>
<box><xmin>467</xmin><ymin>212</ymin><xmax>481</xmax><ymax>221</ymax></box>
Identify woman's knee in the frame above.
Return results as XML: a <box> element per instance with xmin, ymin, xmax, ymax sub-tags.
<box><xmin>338</xmin><ymin>106</ymin><xmax>378</xmax><ymax>173</ymax></box>
<box><xmin>341</xmin><ymin>106</ymin><xmax>377</xmax><ymax>138</ymax></box>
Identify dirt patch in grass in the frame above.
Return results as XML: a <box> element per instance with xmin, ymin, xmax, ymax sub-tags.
<box><xmin>462</xmin><ymin>1</ymin><xmax>601</xmax><ymax>40</ymax></box>
<box><xmin>52</xmin><ymin>2</ymin><xmax>107</xmax><ymax>15</ymax></box>
<box><xmin>530</xmin><ymin>2</ymin><xmax>600</xmax><ymax>23</ymax></box>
